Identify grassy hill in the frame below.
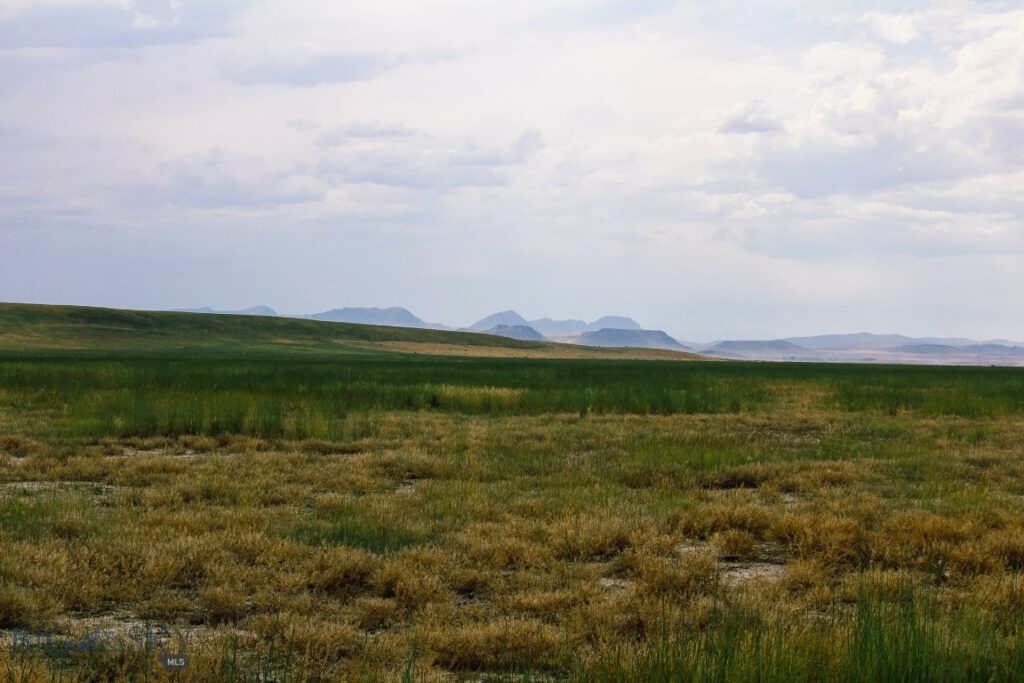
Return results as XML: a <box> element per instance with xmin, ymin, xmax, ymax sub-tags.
<box><xmin>0</xmin><ymin>303</ymin><xmax>703</xmax><ymax>359</ymax></box>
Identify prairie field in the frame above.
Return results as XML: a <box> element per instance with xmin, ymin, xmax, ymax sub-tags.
<box><xmin>2</xmin><ymin>328</ymin><xmax>1024</xmax><ymax>680</ymax></box>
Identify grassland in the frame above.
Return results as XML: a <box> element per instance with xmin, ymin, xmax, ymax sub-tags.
<box><xmin>1</xmin><ymin>304</ymin><xmax>1024</xmax><ymax>681</ymax></box>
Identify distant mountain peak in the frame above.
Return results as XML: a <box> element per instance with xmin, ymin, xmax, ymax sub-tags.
<box><xmin>577</xmin><ymin>328</ymin><xmax>687</xmax><ymax>351</ymax></box>
<box><xmin>238</xmin><ymin>305</ymin><xmax>277</xmax><ymax>316</ymax></box>
<box><xmin>470</xmin><ymin>310</ymin><xmax>529</xmax><ymax>330</ymax></box>
<box><xmin>587</xmin><ymin>316</ymin><xmax>641</xmax><ymax>331</ymax></box>
<box><xmin>309</xmin><ymin>307</ymin><xmax>426</xmax><ymax>328</ymax></box>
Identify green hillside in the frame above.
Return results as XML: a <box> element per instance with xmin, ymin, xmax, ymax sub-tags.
<box><xmin>0</xmin><ymin>302</ymin><xmax>542</xmax><ymax>353</ymax></box>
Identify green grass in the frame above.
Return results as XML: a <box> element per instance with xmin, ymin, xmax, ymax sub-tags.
<box><xmin>290</xmin><ymin>501</ymin><xmax>428</xmax><ymax>552</ymax></box>
<box><xmin>0</xmin><ymin>352</ymin><xmax>1020</xmax><ymax>443</ymax></box>
<box><xmin>3</xmin><ymin>303</ymin><xmax>1024</xmax><ymax>680</ymax></box>
<box><xmin>576</xmin><ymin>591</ymin><xmax>1024</xmax><ymax>682</ymax></box>
<box><xmin>0</xmin><ymin>492</ymin><xmax>106</xmax><ymax>541</ymax></box>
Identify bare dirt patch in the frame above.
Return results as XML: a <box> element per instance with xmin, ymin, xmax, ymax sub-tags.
<box><xmin>677</xmin><ymin>540</ymin><xmax>787</xmax><ymax>587</ymax></box>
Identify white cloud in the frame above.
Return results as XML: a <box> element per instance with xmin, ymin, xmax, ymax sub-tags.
<box><xmin>862</xmin><ymin>11</ymin><xmax>919</xmax><ymax>44</ymax></box>
<box><xmin>720</xmin><ymin>100</ymin><xmax>784</xmax><ymax>135</ymax></box>
<box><xmin>0</xmin><ymin>0</ymin><xmax>241</xmax><ymax>48</ymax></box>
<box><xmin>1</xmin><ymin>1</ymin><xmax>1022</xmax><ymax>338</ymax></box>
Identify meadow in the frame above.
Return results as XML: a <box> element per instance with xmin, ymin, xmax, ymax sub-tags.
<box><xmin>1</xmin><ymin>310</ymin><xmax>1024</xmax><ymax>680</ymax></box>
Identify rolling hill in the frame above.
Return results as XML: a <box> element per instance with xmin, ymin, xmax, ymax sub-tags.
<box><xmin>576</xmin><ymin>328</ymin><xmax>689</xmax><ymax>351</ymax></box>
<box><xmin>706</xmin><ymin>340</ymin><xmax>815</xmax><ymax>359</ymax></box>
<box><xmin>484</xmin><ymin>324</ymin><xmax>548</xmax><ymax>341</ymax></box>
<box><xmin>0</xmin><ymin>303</ymin><xmax>704</xmax><ymax>361</ymax></box>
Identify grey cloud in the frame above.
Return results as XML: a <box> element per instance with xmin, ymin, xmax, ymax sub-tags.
<box><xmin>315</xmin><ymin>122</ymin><xmax>422</xmax><ymax>147</ymax></box>
<box><xmin>229</xmin><ymin>53</ymin><xmax>406</xmax><ymax>87</ymax></box>
<box><xmin>454</xmin><ymin>130</ymin><xmax>544</xmax><ymax>166</ymax></box>
<box><xmin>287</xmin><ymin>119</ymin><xmax>319</xmax><ymax>132</ymax></box>
<box><xmin>714</xmin><ymin>195</ymin><xmax>1024</xmax><ymax>259</ymax></box>
<box><xmin>757</xmin><ymin>134</ymin><xmax>967</xmax><ymax>197</ymax></box>
<box><xmin>317</xmin><ymin>152</ymin><xmax>505</xmax><ymax>192</ymax></box>
<box><xmin>131</xmin><ymin>150</ymin><xmax>325</xmax><ymax>209</ymax></box>
<box><xmin>317</xmin><ymin>130</ymin><xmax>544</xmax><ymax>191</ymax></box>
<box><xmin>993</xmin><ymin>93</ymin><xmax>1024</xmax><ymax>112</ymax></box>
<box><xmin>966</xmin><ymin>112</ymin><xmax>1024</xmax><ymax>166</ymax></box>
<box><xmin>888</xmin><ymin>182</ymin><xmax>1024</xmax><ymax>218</ymax></box>
<box><xmin>0</xmin><ymin>1</ymin><xmax>243</xmax><ymax>49</ymax></box>
<box><xmin>0</xmin><ymin>124</ymin><xmax>53</xmax><ymax>153</ymax></box>
<box><xmin>536</xmin><ymin>0</ymin><xmax>675</xmax><ymax>27</ymax></box>
<box><xmin>720</xmin><ymin>100</ymin><xmax>784</xmax><ymax>134</ymax></box>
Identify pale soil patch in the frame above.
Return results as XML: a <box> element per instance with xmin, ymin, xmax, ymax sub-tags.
<box><xmin>722</xmin><ymin>562</ymin><xmax>786</xmax><ymax>587</ymax></box>
<box><xmin>0</xmin><ymin>480</ymin><xmax>127</xmax><ymax>496</ymax></box>
<box><xmin>0</xmin><ymin>612</ymin><xmax>251</xmax><ymax>654</ymax></box>
<box><xmin>114</xmin><ymin>447</ymin><xmax>201</xmax><ymax>460</ymax></box>
<box><xmin>395</xmin><ymin>479</ymin><xmax>419</xmax><ymax>495</ymax></box>
<box><xmin>599</xmin><ymin>577</ymin><xmax>629</xmax><ymax>592</ymax></box>
<box><xmin>677</xmin><ymin>541</ymin><xmax>787</xmax><ymax>587</ymax></box>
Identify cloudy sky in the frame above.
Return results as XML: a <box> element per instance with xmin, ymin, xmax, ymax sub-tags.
<box><xmin>1</xmin><ymin>0</ymin><xmax>1022</xmax><ymax>340</ymax></box>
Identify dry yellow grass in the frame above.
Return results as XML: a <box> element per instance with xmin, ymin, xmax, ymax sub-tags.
<box><xmin>2</xmin><ymin>409</ymin><xmax>1024</xmax><ymax>679</ymax></box>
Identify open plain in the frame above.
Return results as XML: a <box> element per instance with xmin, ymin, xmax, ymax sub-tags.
<box><xmin>1</xmin><ymin>305</ymin><xmax>1023</xmax><ymax>681</ymax></box>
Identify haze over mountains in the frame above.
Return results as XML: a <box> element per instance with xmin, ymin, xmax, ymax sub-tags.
<box><xmin>174</xmin><ymin>305</ymin><xmax>1024</xmax><ymax>366</ymax></box>
<box><xmin>309</xmin><ymin>307</ymin><xmax>440</xmax><ymax>329</ymax></box>
<box><xmin>695</xmin><ymin>334</ymin><xmax>1024</xmax><ymax>366</ymax></box>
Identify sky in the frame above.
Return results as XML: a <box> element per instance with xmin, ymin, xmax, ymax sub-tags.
<box><xmin>0</xmin><ymin>0</ymin><xmax>1022</xmax><ymax>341</ymax></box>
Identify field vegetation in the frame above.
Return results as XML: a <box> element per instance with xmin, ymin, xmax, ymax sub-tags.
<box><xmin>0</xmin><ymin>305</ymin><xmax>1023</xmax><ymax>680</ymax></box>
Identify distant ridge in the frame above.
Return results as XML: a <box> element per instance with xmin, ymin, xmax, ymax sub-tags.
<box><xmin>309</xmin><ymin>307</ymin><xmax>426</xmax><ymax>328</ymax></box>
<box><xmin>160</xmin><ymin>305</ymin><xmax>1024</xmax><ymax>365</ymax></box>
<box><xmin>783</xmin><ymin>333</ymin><xmax>915</xmax><ymax>350</ymax></box>
<box><xmin>962</xmin><ymin>344</ymin><xmax>1024</xmax><ymax>357</ymax></box>
<box><xmin>174</xmin><ymin>305</ymin><xmax>277</xmax><ymax>317</ymax></box>
<box><xmin>577</xmin><ymin>328</ymin><xmax>688</xmax><ymax>351</ymax></box>
<box><xmin>891</xmin><ymin>344</ymin><xmax>962</xmax><ymax>355</ymax></box>
<box><xmin>485</xmin><ymin>324</ymin><xmax>547</xmax><ymax>341</ymax></box>
<box><xmin>710</xmin><ymin>340</ymin><xmax>809</xmax><ymax>353</ymax></box>
<box><xmin>471</xmin><ymin>312</ymin><xmax>644</xmax><ymax>336</ymax></box>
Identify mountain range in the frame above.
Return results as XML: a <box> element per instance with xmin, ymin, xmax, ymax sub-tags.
<box><xmin>467</xmin><ymin>311</ymin><xmax>641</xmax><ymax>335</ymax></box>
<box><xmin>172</xmin><ymin>306</ymin><xmax>1024</xmax><ymax>366</ymax></box>
<box><xmin>693</xmin><ymin>334</ymin><xmax>1024</xmax><ymax>366</ymax></box>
